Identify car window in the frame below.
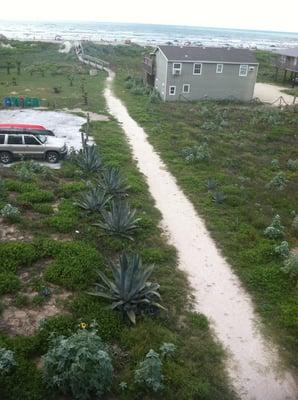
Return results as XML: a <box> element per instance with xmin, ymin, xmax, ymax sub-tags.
<box><xmin>7</xmin><ymin>135</ymin><xmax>23</xmax><ymax>145</ymax></box>
<box><xmin>24</xmin><ymin>135</ymin><xmax>41</xmax><ymax>145</ymax></box>
<box><xmin>0</xmin><ymin>135</ymin><xmax>5</xmax><ymax>144</ymax></box>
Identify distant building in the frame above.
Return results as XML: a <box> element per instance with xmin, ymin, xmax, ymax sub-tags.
<box><xmin>143</xmin><ymin>45</ymin><xmax>259</xmax><ymax>101</ymax></box>
<box><xmin>272</xmin><ymin>47</ymin><xmax>298</xmax><ymax>86</ymax></box>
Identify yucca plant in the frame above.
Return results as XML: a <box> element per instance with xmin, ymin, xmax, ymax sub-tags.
<box><xmin>76</xmin><ymin>186</ymin><xmax>111</xmax><ymax>213</ymax></box>
<box><xmin>94</xmin><ymin>201</ymin><xmax>140</xmax><ymax>240</ymax></box>
<box><xmin>74</xmin><ymin>145</ymin><xmax>103</xmax><ymax>173</ymax></box>
<box><xmin>89</xmin><ymin>253</ymin><xmax>165</xmax><ymax>324</ymax></box>
<box><xmin>98</xmin><ymin>167</ymin><xmax>130</xmax><ymax>197</ymax></box>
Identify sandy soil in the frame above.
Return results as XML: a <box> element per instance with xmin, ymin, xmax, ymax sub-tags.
<box><xmin>0</xmin><ymin>109</ymin><xmax>93</xmax><ymax>150</ymax></box>
<box><xmin>254</xmin><ymin>83</ymin><xmax>296</xmax><ymax>106</ymax></box>
<box><xmin>104</xmin><ymin>71</ymin><xmax>298</xmax><ymax>400</ymax></box>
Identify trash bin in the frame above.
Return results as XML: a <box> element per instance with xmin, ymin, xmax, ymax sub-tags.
<box><xmin>10</xmin><ymin>97</ymin><xmax>20</xmax><ymax>107</ymax></box>
<box><xmin>3</xmin><ymin>97</ymin><xmax>11</xmax><ymax>107</ymax></box>
<box><xmin>31</xmin><ymin>98</ymin><xmax>40</xmax><ymax>107</ymax></box>
<box><xmin>24</xmin><ymin>97</ymin><xmax>32</xmax><ymax>107</ymax></box>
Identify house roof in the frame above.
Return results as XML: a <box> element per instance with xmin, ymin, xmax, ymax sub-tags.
<box><xmin>273</xmin><ymin>47</ymin><xmax>298</xmax><ymax>58</ymax></box>
<box><xmin>158</xmin><ymin>45</ymin><xmax>258</xmax><ymax>64</ymax></box>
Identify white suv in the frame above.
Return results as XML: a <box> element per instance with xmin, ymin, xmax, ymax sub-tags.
<box><xmin>0</xmin><ymin>132</ymin><xmax>67</xmax><ymax>164</ymax></box>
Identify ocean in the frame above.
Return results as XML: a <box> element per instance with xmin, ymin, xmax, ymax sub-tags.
<box><xmin>1</xmin><ymin>20</ymin><xmax>298</xmax><ymax>50</ymax></box>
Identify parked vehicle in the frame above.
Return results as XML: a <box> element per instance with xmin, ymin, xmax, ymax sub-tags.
<box><xmin>0</xmin><ymin>124</ymin><xmax>55</xmax><ymax>137</ymax></box>
<box><xmin>0</xmin><ymin>131</ymin><xmax>67</xmax><ymax>164</ymax></box>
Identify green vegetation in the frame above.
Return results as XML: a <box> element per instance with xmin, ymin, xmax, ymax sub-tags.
<box><xmin>43</xmin><ymin>328</ymin><xmax>113</xmax><ymax>400</ymax></box>
<box><xmin>0</xmin><ymin>41</ymin><xmax>234</xmax><ymax>400</ymax></box>
<box><xmin>84</xmin><ymin>43</ymin><xmax>298</xmax><ymax>370</ymax></box>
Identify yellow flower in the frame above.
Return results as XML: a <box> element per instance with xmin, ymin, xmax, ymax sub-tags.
<box><xmin>79</xmin><ymin>322</ymin><xmax>87</xmax><ymax>329</ymax></box>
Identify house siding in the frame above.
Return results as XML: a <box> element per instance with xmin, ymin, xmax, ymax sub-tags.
<box><xmin>164</xmin><ymin>60</ymin><xmax>258</xmax><ymax>102</ymax></box>
<box><xmin>154</xmin><ymin>51</ymin><xmax>168</xmax><ymax>100</ymax></box>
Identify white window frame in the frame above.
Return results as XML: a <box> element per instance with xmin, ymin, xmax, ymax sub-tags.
<box><xmin>193</xmin><ymin>63</ymin><xmax>202</xmax><ymax>75</ymax></box>
<box><xmin>169</xmin><ymin>86</ymin><xmax>176</xmax><ymax>95</ymax></box>
<box><xmin>216</xmin><ymin>63</ymin><xmax>223</xmax><ymax>74</ymax></box>
<box><xmin>239</xmin><ymin>64</ymin><xmax>248</xmax><ymax>77</ymax></box>
<box><xmin>172</xmin><ymin>63</ymin><xmax>182</xmax><ymax>75</ymax></box>
<box><xmin>182</xmin><ymin>84</ymin><xmax>190</xmax><ymax>93</ymax></box>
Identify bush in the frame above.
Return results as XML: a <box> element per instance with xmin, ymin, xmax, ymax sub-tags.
<box><xmin>274</xmin><ymin>241</ymin><xmax>290</xmax><ymax>258</ymax></box>
<box><xmin>282</xmin><ymin>254</ymin><xmax>298</xmax><ymax>281</ymax></box>
<box><xmin>134</xmin><ymin>349</ymin><xmax>164</xmax><ymax>392</ymax></box>
<box><xmin>43</xmin><ymin>329</ymin><xmax>113</xmax><ymax>400</ymax></box>
<box><xmin>0</xmin><ymin>273</ymin><xmax>20</xmax><ymax>295</ymax></box>
<box><xmin>264</xmin><ymin>215</ymin><xmax>284</xmax><ymax>239</ymax></box>
<box><xmin>59</xmin><ymin>181</ymin><xmax>86</xmax><ymax>198</ymax></box>
<box><xmin>292</xmin><ymin>215</ymin><xmax>298</xmax><ymax>233</ymax></box>
<box><xmin>0</xmin><ymin>241</ymin><xmax>39</xmax><ymax>273</ymax></box>
<box><xmin>0</xmin><ymin>348</ymin><xmax>16</xmax><ymax>376</ymax></box>
<box><xmin>17</xmin><ymin>189</ymin><xmax>54</xmax><ymax>205</ymax></box>
<box><xmin>31</xmin><ymin>203</ymin><xmax>53</xmax><ymax>215</ymax></box>
<box><xmin>287</xmin><ymin>159</ymin><xmax>298</xmax><ymax>171</ymax></box>
<box><xmin>266</xmin><ymin>172</ymin><xmax>288</xmax><ymax>191</ymax></box>
<box><xmin>45</xmin><ymin>241</ymin><xmax>104</xmax><ymax>289</ymax></box>
<box><xmin>1</xmin><ymin>203</ymin><xmax>20</xmax><ymax>222</ymax></box>
<box><xmin>182</xmin><ymin>143</ymin><xmax>211</xmax><ymax>163</ymax></box>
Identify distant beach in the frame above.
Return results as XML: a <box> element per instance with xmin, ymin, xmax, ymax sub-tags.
<box><xmin>0</xmin><ymin>20</ymin><xmax>298</xmax><ymax>49</ymax></box>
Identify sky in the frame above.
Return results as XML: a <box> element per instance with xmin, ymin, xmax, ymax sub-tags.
<box><xmin>0</xmin><ymin>0</ymin><xmax>297</xmax><ymax>33</ymax></box>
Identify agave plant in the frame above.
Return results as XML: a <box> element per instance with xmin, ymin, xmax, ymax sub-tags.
<box><xmin>98</xmin><ymin>167</ymin><xmax>130</xmax><ymax>197</ymax></box>
<box><xmin>75</xmin><ymin>186</ymin><xmax>111</xmax><ymax>213</ymax></box>
<box><xmin>89</xmin><ymin>253</ymin><xmax>165</xmax><ymax>324</ymax></box>
<box><xmin>94</xmin><ymin>201</ymin><xmax>140</xmax><ymax>240</ymax></box>
<box><xmin>74</xmin><ymin>145</ymin><xmax>103</xmax><ymax>173</ymax></box>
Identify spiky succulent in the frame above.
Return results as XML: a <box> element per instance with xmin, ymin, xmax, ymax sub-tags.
<box><xmin>94</xmin><ymin>201</ymin><xmax>140</xmax><ymax>240</ymax></box>
<box><xmin>89</xmin><ymin>253</ymin><xmax>165</xmax><ymax>324</ymax></box>
<box><xmin>74</xmin><ymin>145</ymin><xmax>103</xmax><ymax>173</ymax></box>
<box><xmin>76</xmin><ymin>186</ymin><xmax>111</xmax><ymax>213</ymax></box>
<box><xmin>98</xmin><ymin>167</ymin><xmax>130</xmax><ymax>197</ymax></box>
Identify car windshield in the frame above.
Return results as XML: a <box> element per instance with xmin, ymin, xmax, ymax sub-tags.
<box><xmin>36</xmin><ymin>135</ymin><xmax>47</xmax><ymax>143</ymax></box>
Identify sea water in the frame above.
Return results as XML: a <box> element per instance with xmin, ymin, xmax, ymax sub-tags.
<box><xmin>0</xmin><ymin>20</ymin><xmax>298</xmax><ymax>49</ymax></box>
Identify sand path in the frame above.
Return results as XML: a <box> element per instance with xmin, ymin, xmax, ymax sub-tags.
<box><xmin>254</xmin><ymin>82</ymin><xmax>296</xmax><ymax>106</ymax></box>
<box><xmin>104</xmin><ymin>70</ymin><xmax>298</xmax><ymax>400</ymax></box>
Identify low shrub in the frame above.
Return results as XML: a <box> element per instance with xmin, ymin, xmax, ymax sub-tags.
<box><xmin>287</xmin><ymin>159</ymin><xmax>298</xmax><ymax>171</ymax></box>
<box><xmin>43</xmin><ymin>329</ymin><xmax>113</xmax><ymax>400</ymax></box>
<box><xmin>31</xmin><ymin>203</ymin><xmax>53</xmax><ymax>215</ymax></box>
<box><xmin>182</xmin><ymin>143</ymin><xmax>211</xmax><ymax>163</ymax></box>
<box><xmin>282</xmin><ymin>254</ymin><xmax>298</xmax><ymax>281</ymax></box>
<box><xmin>45</xmin><ymin>241</ymin><xmax>104</xmax><ymax>289</ymax></box>
<box><xmin>0</xmin><ymin>273</ymin><xmax>20</xmax><ymax>295</ymax></box>
<box><xmin>17</xmin><ymin>189</ymin><xmax>54</xmax><ymax>205</ymax></box>
<box><xmin>292</xmin><ymin>215</ymin><xmax>298</xmax><ymax>233</ymax></box>
<box><xmin>264</xmin><ymin>215</ymin><xmax>284</xmax><ymax>239</ymax></box>
<box><xmin>274</xmin><ymin>241</ymin><xmax>290</xmax><ymax>258</ymax></box>
<box><xmin>1</xmin><ymin>204</ymin><xmax>20</xmax><ymax>222</ymax></box>
<box><xmin>59</xmin><ymin>181</ymin><xmax>86</xmax><ymax>198</ymax></box>
<box><xmin>0</xmin><ymin>241</ymin><xmax>39</xmax><ymax>273</ymax></box>
<box><xmin>266</xmin><ymin>172</ymin><xmax>288</xmax><ymax>191</ymax></box>
<box><xmin>0</xmin><ymin>348</ymin><xmax>16</xmax><ymax>376</ymax></box>
<box><xmin>134</xmin><ymin>349</ymin><xmax>164</xmax><ymax>392</ymax></box>
<box><xmin>45</xmin><ymin>200</ymin><xmax>79</xmax><ymax>233</ymax></box>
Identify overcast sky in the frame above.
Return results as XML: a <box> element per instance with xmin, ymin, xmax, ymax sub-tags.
<box><xmin>0</xmin><ymin>0</ymin><xmax>297</xmax><ymax>33</ymax></box>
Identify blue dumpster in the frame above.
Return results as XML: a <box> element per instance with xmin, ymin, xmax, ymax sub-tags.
<box><xmin>3</xmin><ymin>97</ymin><xmax>11</xmax><ymax>107</ymax></box>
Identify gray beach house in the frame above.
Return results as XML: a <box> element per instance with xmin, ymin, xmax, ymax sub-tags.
<box><xmin>143</xmin><ymin>45</ymin><xmax>259</xmax><ymax>101</ymax></box>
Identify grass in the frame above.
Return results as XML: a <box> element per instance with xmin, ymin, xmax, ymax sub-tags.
<box><xmin>0</xmin><ymin>40</ymin><xmax>235</xmax><ymax>399</ymax></box>
<box><xmin>81</xmin><ymin>43</ymin><xmax>298</xmax><ymax>371</ymax></box>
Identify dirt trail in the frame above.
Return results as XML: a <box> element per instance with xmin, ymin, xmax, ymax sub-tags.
<box><xmin>104</xmin><ymin>71</ymin><xmax>297</xmax><ymax>400</ymax></box>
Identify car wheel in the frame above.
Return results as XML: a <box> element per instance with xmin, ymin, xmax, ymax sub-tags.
<box><xmin>46</xmin><ymin>151</ymin><xmax>60</xmax><ymax>163</ymax></box>
<box><xmin>0</xmin><ymin>151</ymin><xmax>12</xmax><ymax>164</ymax></box>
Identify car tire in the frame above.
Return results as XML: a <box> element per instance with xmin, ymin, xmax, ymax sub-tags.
<box><xmin>0</xmin><ymin>151</ymin><xmax>12</xmax><ymax>164</ymax></box>
<box><xmin>46</xmin><ymin>151</ymin><xmax>60</xmax><ymax>163</ymax></box>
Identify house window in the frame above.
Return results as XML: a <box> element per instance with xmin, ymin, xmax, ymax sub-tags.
<box><xmin>182</xmin><ymin>84</ymin><xmax>190</xmax><ymax>93</ymax></box>
<box><xmin>169</xmin><ymin>86</ymin><xmax>176</xmax><ymax>95</ymax></box>
<box><xmin>172</xmin><ymin>63</ymin><xmax>182</xmax><ymax>75</ymax></box>
<box><xmin>216</xmin><ymin>64</ymin><xmax>223</xmax><ymax>73</ymax></box>
<box><xmin>239</xmin><ymin>64</ymin><xmax>248</xmax><ymax>77</ymax></box>
<box><xmin>193</xmin><ymin>63</ymin><xmax>202</xmax><ymax>75</ymax></box>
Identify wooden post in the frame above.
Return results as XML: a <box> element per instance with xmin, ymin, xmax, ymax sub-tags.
<box><xmin>81</xmin><ymin>131</ymin><xmax>86</xmax><ymax>150</ymax></box>
<box><xmin>283</xmin><ymin>69</ymin><xmax>287</xmax><ymax>82</ymax></box>
<box><xmin>275</xmin><ymin>66</ymin><xmax>278</xmax><ymax>81</ymax></box>
<box><xmin>86</xmin><ymin>113</ymin><xmax>90</xmax><ymax>143</ymax></box>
